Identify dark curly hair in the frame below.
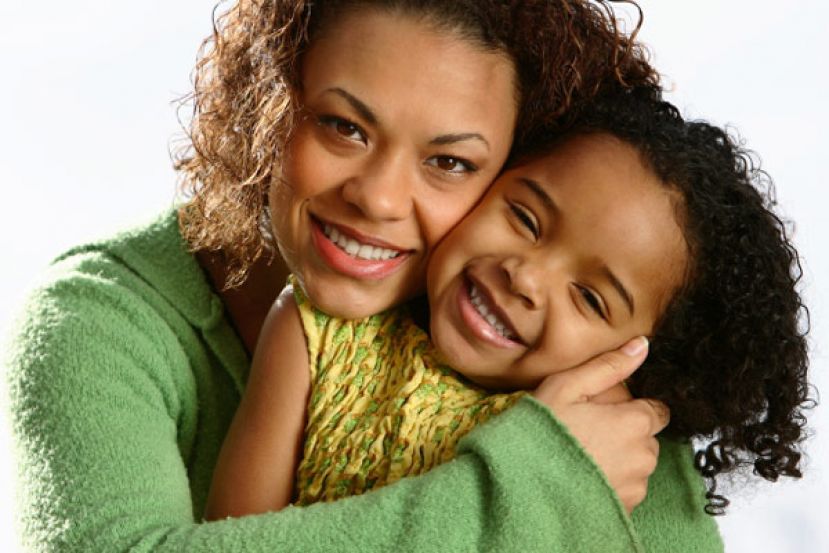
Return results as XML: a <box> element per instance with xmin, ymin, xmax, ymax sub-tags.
<box><xmin>528</xmin><ymin>86</ymin><xmax>813</xmax><ymax>515</ymax></box>
<box><xmin>174</xmin><ymin>0</ymin><xmax>657</xmax><ymax>287</ymax></box>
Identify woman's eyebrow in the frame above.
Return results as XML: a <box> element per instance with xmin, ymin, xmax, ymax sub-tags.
<box><xmin>326</xmin><ymin>87</ymin><xmax>377</xmax><ymax>125</ymax></box>
<box><xmin>601</xmin><ymin>266</ymin><xmax>635</xmax><ymax>316</ymax></box>
<box><xmin>323</xmin><ymin>88</ymin><xmax>488</xmax><ymax>149</ymax></box>
<box><xmin>430</xmin><ymin>133</ymin><xmax>490</xmax><ymax>150</ymax></box>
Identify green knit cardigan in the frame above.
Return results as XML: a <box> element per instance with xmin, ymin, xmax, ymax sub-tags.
<box><xmin>4</xmin><ymin>210</ymin><xmax>722</xmax><ymax>552</ymax></box>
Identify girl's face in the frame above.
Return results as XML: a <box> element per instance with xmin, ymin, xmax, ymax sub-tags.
<box><xmin>427</xmin><ymin>133</ymin><xmax>690</xmax><ymax>390</ymax></box>
<box><xmin>271</xmin><ymin>9</ymin><xmax>517</xmax><ymax>319</ymax></box>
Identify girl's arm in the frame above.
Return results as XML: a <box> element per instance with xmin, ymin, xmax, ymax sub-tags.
<box><xmin>205</xmin><ymin>287</ymin><xmax>309</xmax><ymax>519</ymax></box>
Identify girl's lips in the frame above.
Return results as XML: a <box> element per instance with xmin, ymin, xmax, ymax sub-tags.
<box><xmin>456</xmin><ymin>275</ymin><xmax>523</xmax><ymax>349</ymax></box>
<box><xmin>310</xmin><ymin>217</ymin><xmax>412</xmax><ymax>280</ymax></box>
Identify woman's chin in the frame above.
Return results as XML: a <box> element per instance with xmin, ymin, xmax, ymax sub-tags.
<box><xmin>301</xmin><ymin>278</ymin><xmax>402</xmax><ymax>319</ymax></box>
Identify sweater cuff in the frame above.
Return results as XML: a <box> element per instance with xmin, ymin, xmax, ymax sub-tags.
<box><xmin>458</xmin><ymin>395</ymin><xmax>636</xmax><ymax>532</ymax></box>
<box><xmin>461</xmin><ymin>394</ymin><xmax>614</xmax><ymax>479</ymax></box>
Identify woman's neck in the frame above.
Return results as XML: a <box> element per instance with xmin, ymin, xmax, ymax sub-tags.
<box><xmin>197</xmin><ymin>249</ymin><xmax>290</xmax><ymax>354</ymax></box>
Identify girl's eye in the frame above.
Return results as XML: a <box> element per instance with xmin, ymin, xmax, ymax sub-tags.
<box><xmin>577</xmin><ymin>285</ymin><xmax>608</xmax><ymax>321</ymax></box>
<box><xmin>318</xmin><ymin>116</ymin><xmax>366</xmax><ymax>144</ymax></box>
<box><xmin>509</xmin><ymin>202</ymin><xmax>539</xmax><ymax>239</ymax></box>
<box><xmin>425</xmin><ymin>156</ymin><xmax>477</xmax><ymax>175</ymax></box>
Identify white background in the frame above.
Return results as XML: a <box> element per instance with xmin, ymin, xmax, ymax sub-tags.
<box><xmin>1</xmin><ymin>1</ymin><xmax>826</xmax><ymax>551</ymax></box>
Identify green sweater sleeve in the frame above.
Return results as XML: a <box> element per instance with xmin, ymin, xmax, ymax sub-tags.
<box><xmin>4</xmin><ymin>214</ymin><xmax>722</xmax><ymax>552</ymax></box>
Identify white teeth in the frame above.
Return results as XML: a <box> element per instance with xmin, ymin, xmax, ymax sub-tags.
<box><xmin>469</xmin><ymin>283</ymin><xmax>516</xmax><ymax>340</ymax></box>
<box><xmin>345</xmin><ymin>240</ymin><xmax>360</xmax><ymax>256</ymax></box>
<box><xmin>322</xmin><ymin>224</ymin><xmax>401</xmax><ymax>261</ymax></box>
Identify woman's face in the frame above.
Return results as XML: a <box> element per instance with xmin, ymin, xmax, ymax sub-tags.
<box><xmin>270</xmin><ymin>9</ymin><xmax>517</xmax><ymax>319</ymax></box>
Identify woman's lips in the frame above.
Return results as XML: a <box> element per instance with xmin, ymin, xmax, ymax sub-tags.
<box><xmin>310</xmin><ymin>217</ymin><xmax>412</xmax><ymax>280</ymax></box>
<box><xmin>456</xmin><ymin>275</ymin><xmax>523</xmax><ymax>349</ymax></box>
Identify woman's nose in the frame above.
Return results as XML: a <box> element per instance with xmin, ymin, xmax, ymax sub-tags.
<box><xmin>341</xmin><ymin>152</ymin><xmax>414</xmax><ymax>222</ymax></box>
<box><xmin>500</xmin><ymin>256</ymin><xmax>545</xmax><ymax>310</ymax></box>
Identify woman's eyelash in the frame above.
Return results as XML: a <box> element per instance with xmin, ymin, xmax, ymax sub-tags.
<box><xmin>317</xmin><ymin>115</ymin><xmax>365</xmax><ymax>143</ymax></box>
<box><xmin>426</xmin><ymin>156</ymin><xmax>478</xmax><ymax>174</ymax></box>
<box><xmin>509</xmin><ymin>203</ymin><xmax>539</xmax><ymax>238</ymax></box>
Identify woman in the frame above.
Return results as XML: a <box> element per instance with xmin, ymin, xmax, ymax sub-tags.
<box><xmin>6</xmin><ymin>1</ymin><xmax>720</xmax><ymax>551</ymax></box>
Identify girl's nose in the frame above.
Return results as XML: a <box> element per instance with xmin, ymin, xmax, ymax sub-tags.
<box><xmin>500</xmin><ymin>256</ymin><xmax>545</xmax><ymax>310</ymax></box>
<box><xmin>341</xmin><ymin>152</ymin><xmax>414</xmax><ymax>222</ymax></box>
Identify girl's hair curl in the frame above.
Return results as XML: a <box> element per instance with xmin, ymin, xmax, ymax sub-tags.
<box><xmin>536</xmin><ymin>85</ymin><xmax>812</xmax><ymax>514</ymax></box>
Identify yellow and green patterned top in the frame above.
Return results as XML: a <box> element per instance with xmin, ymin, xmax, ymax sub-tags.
<box><xmin>290</xmin><ymin>279</ymin><xmax>523</xmax><ymax>506</ymax></box>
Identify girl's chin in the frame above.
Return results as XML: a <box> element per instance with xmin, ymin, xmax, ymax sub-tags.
<box><xmin>433</xmin><ymin>329</ymin><xmax>499</xmax><ymax>385</ymax></box>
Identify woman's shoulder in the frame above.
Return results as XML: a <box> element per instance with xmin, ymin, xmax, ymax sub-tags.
<box><xmin>5</xmin><ymin>207</ymin><xmax>248</xmax><ymax>433</ymax></box>
<box><xmin>28</xmin><ymin>208</ymin><xmax>220</xmax><ymax>327</ymax></box>
<box><xmin>5</xmin><ymin>208</ymin><xmax>235</xmax><ymax>385</ymax></box>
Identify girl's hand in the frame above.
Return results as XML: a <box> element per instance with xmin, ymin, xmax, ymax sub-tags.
<box><xmin>532</xmin><ymin>337</ymin><xmax>669</xmax><ymax>513</ymax></box>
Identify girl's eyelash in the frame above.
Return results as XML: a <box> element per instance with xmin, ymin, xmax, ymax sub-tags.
<box><xmin>509</xmin><ymin>202</ymin><xmax>539</xmax><ymax>238</ymax></box>
<box><xmin>578</xmin><ymin>285</ymin><xmax>608</xmax><ymax>320</ymax></box>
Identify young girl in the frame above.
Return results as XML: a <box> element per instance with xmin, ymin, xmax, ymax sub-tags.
<box><xmin>207</xmin><ymin>84</ymin><xmax>810</xmax><ymax>532</ymax></box>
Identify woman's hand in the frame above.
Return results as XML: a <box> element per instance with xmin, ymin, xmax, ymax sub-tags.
<box><xmin>532</xmin><ymin>337</ymin><xmax>669</xmax><ymax>513</ymax></box>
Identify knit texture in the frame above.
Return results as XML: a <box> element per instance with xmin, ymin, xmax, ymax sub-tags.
<box><xmin>292</xmin><ymin>278</ymin><xmax>521</xmax><ymax>504</ymax></box>
<box><xmin>4</xmin><ymin>209</ymin><xmax>723</xmax><ymax>552</ymax></box>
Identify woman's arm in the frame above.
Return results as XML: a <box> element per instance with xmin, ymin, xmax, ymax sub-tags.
<box><xmin>6</xmin><ymin>252</ymin><xmax>719</xmax><ymax>552</ymax></box>
<box><xmin>205</xmin><ymin>288</ymin><xmax>309</xmax><ymax>519</ymax></box>
<box><xmin>533</xmin><ymin>337</ymin><xmax>668</xmax><ymax>513</ymax></box>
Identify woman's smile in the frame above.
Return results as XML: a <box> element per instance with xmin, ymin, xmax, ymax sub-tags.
<box><xmin>310</xmin><ymin>215</ymin><xmax>413</xmax><ymax>280</ymax></box>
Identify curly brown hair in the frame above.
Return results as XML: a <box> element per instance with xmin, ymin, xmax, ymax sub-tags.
<box><xmin>175</xmin><ymin>0</ymin><xmax>658</xmax><ymax>288</ymax></box>
<box><xmin>531</xmin><ymin>84</ymin><xmax>812</xmax><ymax>515</ymax></box>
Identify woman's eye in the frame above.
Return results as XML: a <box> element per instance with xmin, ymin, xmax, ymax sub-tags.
<box><xmin>318</xmin><ymin>116</ymin><xmax>366</xmax><ymax>144</ymax></box>
<box><xmin>578</xmin><ymin>286</ymin><xmax>607</xmax><ymax>320</ymax></box>
<box><xmin>425</xmin><ymin>156</ymin><xmax>477</xmax><ymax>175</ymax></box>
<box><xmin>509</xmin><ymin>203</ymin><xmax>539</xmax><ymax>239</ymax></box>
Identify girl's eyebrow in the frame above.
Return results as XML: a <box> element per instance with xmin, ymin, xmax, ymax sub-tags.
<box><xmin>601</xmin><ymin>265</ymin><xmax>635</xmax><ymax>316</ymax></box>
<box><xmin>518</xmin><ymin>177</ymin><xmax>556</xmax><ymax>211</ymax></box>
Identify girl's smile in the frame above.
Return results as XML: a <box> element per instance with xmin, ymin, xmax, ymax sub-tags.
<box><xmin>457</xmin><ymin>270</ymin><xmax>526</xmax><ymax>349</ymax></box>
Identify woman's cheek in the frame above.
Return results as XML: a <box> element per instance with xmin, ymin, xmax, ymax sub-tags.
<box><xmin>418</xmin><ymin>184</ymin><xmax>491</xmax><ymax>251</ymax></box>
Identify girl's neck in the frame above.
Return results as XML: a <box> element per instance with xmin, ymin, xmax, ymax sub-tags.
<box><xmin>197</xmin><ymin>249</ymin><xmax>290</xmax><ymax>354</ymax></box>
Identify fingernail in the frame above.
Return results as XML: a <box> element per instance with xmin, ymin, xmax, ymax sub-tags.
<box><xmin>622</xmin><ymin>336</ymin><xmax>649</xmax><ymax>356</ymax></box>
